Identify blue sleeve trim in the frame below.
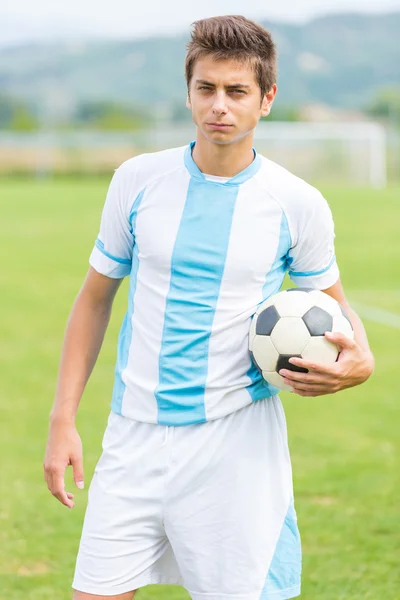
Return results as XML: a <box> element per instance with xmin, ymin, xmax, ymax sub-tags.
<box><xmin>289</xmin><ymin>254</ymin><xmax>336</xmax><ymax>277</ymax></box>
<box><xmin>95</xmin><ymin>239</ymin><xmax>131</xmax><ymax>265</ymax></box>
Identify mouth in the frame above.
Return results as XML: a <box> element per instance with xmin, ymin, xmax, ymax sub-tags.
<box><xmin>206</xmin><ymin>123</ymin><xmax>233</xmax><ymax>130</ymax></box>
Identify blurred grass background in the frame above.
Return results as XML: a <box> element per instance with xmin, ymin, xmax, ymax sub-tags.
<box><xmin>0</xmin><ymin>180</ymin><xmax>399</xmax><ymax>599</ymax></box>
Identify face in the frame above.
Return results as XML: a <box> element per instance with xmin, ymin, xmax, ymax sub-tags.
<box><xmin>186</xmin><ymin>55</ymin><xmax>277</xmax><ymax>146</ymax></box>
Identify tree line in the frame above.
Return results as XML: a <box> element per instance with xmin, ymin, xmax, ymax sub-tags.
<box><xmin>1</xmin><ymin>88</ymin><xmax>399</xmax><ymax>132</ymax></box>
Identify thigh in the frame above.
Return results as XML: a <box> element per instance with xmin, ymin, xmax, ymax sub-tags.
<box><xmin>165</xmin><ymin>397</ymin><xmax>301</xmax><ymax>600</ymax></box>
<box><xmin>73</xmin><ymin>412</ymin><xmax>183</xmax><ymax>595</ymax></box>
<box><xmin>73</xmin><ymin>591</ymin><xmax>136</xmax><ymax>599</ymax></box>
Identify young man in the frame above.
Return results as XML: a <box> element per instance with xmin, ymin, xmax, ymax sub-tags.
<box><xmin>44</xmin><ymin>15</ymin><xmax>374</xmax><ymax>600</ymax></box>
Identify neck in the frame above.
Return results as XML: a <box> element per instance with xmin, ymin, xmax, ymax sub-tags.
<box><xmin>192</xmin><ymin>131</ymin><xmax>255</xmax><ymax>177</ymax></box>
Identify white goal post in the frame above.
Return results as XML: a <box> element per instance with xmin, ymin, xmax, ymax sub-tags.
<box><xmin>0</xmin><ymin>121</ymin><xmax>387</xmax><ymax>187</ymax></box>
<box><xmin>145</xmin><ymin>121</ymin><xmax>388</xmax><ymax>188</ymax></box>
<box><xmin>253</xmin><ymin>122</ymin><xmax>387</xmax><ymax>189</ymax></box>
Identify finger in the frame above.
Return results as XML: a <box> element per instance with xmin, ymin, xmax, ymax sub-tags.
<box><xmin>288</xmin><ymin>357</ymin><xmax>334</xmax><ymax>374</ymax></box>
<box><xmin>293</xmin><ymin>389</ymin><xmax>330</xmax><ymax>397</ymax></box>
<box><xmin>282</xmin><ymin>378</ymin><xmax>332</xmax><ymax>392</ymax></box>
<box><xmin>325</xmin><ymin>331</ymin><xmax>356</xmax><ymax>350</ymax></box>
<box><xmin>279</xmin><ymin>369</ymin><xmax>330</xmax><ymax>384</ymax></box>
<box><xmin>49</xmin><ymin>471</ymin><xmax>74</xmax><ymax>508</ymax></box>
<box><xmin>287</xmin><ymin>382</ymin><xmax>333</xmax><ymax>396</ymax></box>
<box><xmin>71</xmin><ymin>454</ymin><xmax>84</xmax><ymax>490</ymax></box>
<box><xmin>54</xmin><ymin>490</ymin><xmax>74</xmax><ymax>508</ymax></box>
<box><xmin>53</xmin><ymin>486</ymin><xmax>74</xmax><ymax>508</ymax></box>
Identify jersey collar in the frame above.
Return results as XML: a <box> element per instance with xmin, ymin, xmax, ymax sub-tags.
<box><xmin>184</xmin><ymin>140</ymin><xmax>262</xmax><ymax>185</ymax></box>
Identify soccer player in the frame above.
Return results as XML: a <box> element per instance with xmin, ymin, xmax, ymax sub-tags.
<box><xmin>44</xmin><ymin>15</ymin><xmax>374</xmax><ymax>600</ymax></box>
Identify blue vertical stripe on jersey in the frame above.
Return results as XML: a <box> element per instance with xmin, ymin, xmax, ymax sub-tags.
<box><xmin>261</xmin><ymin>211</ymin><xmax>291</xmax><ymax>299</ymax></box>
<box><xmin>111</xmin><ymin>188</ymin><xmax>146</xmax><ymax>415</ymax></box>
<box><xmin>246</xmin><ymin>210</ymin><xmax>292</xmax><ymax>401</ymax></box>
<box><xmin>259</xmin><ymin>499</ymin><xmax>302</xmax><ymax>599</ymax></box>
<box><xmin>155</xmin><ymin>179</ymin><xmax>240</xmax><ymax>426</ymax></box>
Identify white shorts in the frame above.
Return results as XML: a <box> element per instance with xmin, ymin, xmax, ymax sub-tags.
<box><xmin>73</xmin><ymin>397</ymin><xmax>301</xmax><ymax>599</ymax></box>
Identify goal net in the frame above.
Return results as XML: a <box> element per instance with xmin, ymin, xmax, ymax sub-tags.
<box><xmin>0</xmin><ymin>121</ymin><xmax>387</xmax><ymax>187</ymax></box>
<box><xmin>253</xmin><ymin>121</ymin><xmax>387</xmax><ymax>189</ymax></box>
<box><xmin>147</xmin><ymin>121</ymin><xmax>387</xmax><ymax>188</ymax></box>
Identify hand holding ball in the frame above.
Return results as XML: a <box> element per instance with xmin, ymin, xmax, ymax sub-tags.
<box><xmin>249</xmin><ymin>288</ymin><xmax>354</xmax><ymax>392</ymax></box>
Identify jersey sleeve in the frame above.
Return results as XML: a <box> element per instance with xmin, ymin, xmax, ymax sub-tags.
<box><xmin>287</xmin><ymin>192</ymin><xmax>339</xmax><ymax>290</ymax></box>
<box><xmin>89</xmin><ymin>165</ymin><xmax>134</xmax><ymax>279</ymax></box>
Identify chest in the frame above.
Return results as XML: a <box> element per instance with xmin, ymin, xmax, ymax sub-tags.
<box><xmin>133</xmin><ymin>178</ymin><xmax>287</xmax><ymax>287</ymax></box>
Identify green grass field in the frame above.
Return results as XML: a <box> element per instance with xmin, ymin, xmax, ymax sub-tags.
<box><xmin>1</xmin><ymin>179</ymin><xmax>399</xmax><ymax>600</ymax></box>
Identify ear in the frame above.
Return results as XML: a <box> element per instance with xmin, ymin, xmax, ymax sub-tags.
<box><xmin>260</xmin><ymin>84</ymin><xmax>277</xmax><ymax>118</ymax></box>
<box><xmin>186</xmin><ymin>94</ymin><xmax>192</xmax><ymax>110</ymax></box>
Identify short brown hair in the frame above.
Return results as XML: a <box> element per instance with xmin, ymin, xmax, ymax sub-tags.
<box><xmin>185</xmin><ymin>15</ymin><xmax>277</xmax><ymax>100</ymax></box>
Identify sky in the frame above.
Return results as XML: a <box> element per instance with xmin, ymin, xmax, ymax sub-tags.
<box><xmin>2</xmin><ymin>0</ymin><xmax>400</xmax><ymax>45</ymax></box>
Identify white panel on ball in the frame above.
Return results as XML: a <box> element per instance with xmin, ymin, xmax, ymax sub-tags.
<box><xmin>251</xmin><ymin>335</ymin><xmax>279</xmax><ymax>371</ymax></box>
<box><xmin>262</xmin><ymin>370</ymin><xmax>292</xmax><ymax>392</ymax></box>
<box><xmin>308</xmin><ymin>290</ymin><xmax>342</xmax><ymax>316</ymax></box>
<box><xmin>302</xmin><ymin>336</ymin><xmax>339</xmax><ymax>364</ymax></box>
<box><xmin>332</xmin><ymin>315</ymin><xmax>354</xmax><ymax>339</ymax></box>
<box><xmin>273</xmin><ymin>290</ymin><xmax>312</xmax><ymax>317</ymax></box>
<box><xmin>255</xmin><ymin>291</ymin><xmax>286</xmax><ymax>315</ymax></box>
<box><xmin>270</xmin><ymin>317</ymin><xmax>310</xmax><ymax>354</ymax></box>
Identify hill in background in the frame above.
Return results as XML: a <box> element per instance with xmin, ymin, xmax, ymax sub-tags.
<box><xmin>0</xmin><ymin>13</ymin><xmax>399</xmax><ymax>119</ymax></box>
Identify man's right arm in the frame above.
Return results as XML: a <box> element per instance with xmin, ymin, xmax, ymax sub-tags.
<box><xmin>43</xmin><ymin>266</ymin><xmax>123</xmax><ymax>508</ymax></box>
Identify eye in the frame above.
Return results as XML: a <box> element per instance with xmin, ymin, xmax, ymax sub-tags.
<box><xmin>230</xmin><ymin>89</ymin><xmax>246</xmax><ymax>95</ymax></box>
<box><xmin>198</xmin><ymin>86</ymin><xmax>213</xmax><ymax>91</ymax></box>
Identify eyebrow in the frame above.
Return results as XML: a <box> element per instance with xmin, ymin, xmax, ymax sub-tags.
<box><xmin>195</xmin><ymin>79</ymin><xmax>251</xmax><ymax>89</ymax></box>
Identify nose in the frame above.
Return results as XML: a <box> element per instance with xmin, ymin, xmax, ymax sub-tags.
<box><xmin>212</xmin><ymin>91</ymin><xmax>228</xmax><ymax>115</ymax></box>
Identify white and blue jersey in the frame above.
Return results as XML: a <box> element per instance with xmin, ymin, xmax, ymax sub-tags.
<box><xmin>90</xmin><ymin>141</ymin><xmax>339</xmax><ymax>426</ymax></box>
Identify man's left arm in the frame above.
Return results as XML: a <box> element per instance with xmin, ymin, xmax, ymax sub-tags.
<box><xmin>279</xmin><ymin>279</ymin><xmax>375</xmax><ymax>397</ymax></box>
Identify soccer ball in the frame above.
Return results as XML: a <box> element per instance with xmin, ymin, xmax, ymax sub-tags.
<box><xmin>249</xmin><ymin>288</ymin><xmax>354</xmax><ymax>392</ymax></box>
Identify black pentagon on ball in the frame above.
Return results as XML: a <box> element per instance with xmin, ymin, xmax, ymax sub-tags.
<box><xmin>286</xmin><ymin>287</ymin><xmax>313</xmax><ymax>293</ymax></box>
<box><xmin>302</xmin><ymin>306</ymin><xmax>333</xmax><ymax>336</ymax></box>
<box><xmin>256</xmin><ymin>305</ymin><xmax>280</xmax><ymax>336</ymax></box>
<box><xmin>276</xmin><ymin>355</ymin><xmax>308</xmax><ymax>374</ymax></box>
